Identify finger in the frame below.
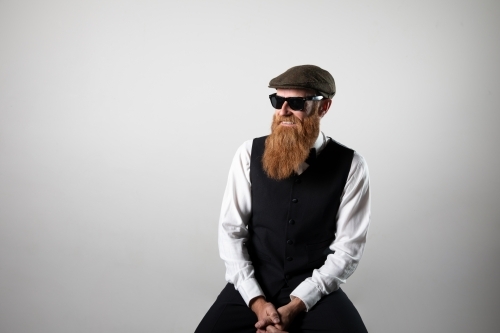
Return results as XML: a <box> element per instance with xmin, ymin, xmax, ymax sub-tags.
<box><xmin>275</xmin><ymin>324</ymin><xmax>284</xmax><ymax>331</ymax></box>
<box><xmin>266</xmin><ymin>326</ymin><xmax>286</xmax><ymax>333</ymax></box>
<box><xmin>255</xmin><ymin>320</ymin><xmax>264</xmax><ymax>329</ymax></box>
<box><xmin>255</xmin><ymin>318</ymin><xmax>272</xmax><ymax>329</ymax></box>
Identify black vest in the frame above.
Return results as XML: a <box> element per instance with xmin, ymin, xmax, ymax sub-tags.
<box><xmin>248</xmin><ymin>136</ymin><xmax>354</xmax><ymax>298</ymax></box>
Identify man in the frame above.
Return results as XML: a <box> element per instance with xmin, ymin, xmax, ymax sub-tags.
<box><xmin>195</xmin><ymin>65</ymin><xmax>370</xmax><ymax>333</ymax></box>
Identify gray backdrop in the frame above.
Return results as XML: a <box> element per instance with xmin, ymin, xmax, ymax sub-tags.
<box><xmin>1</xmin><ymin>0</ymin><xmax>499</xmax><ymax>332</ymax></box>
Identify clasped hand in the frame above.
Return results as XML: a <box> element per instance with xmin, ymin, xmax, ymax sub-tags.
<box><xmin>250</xmin><ymin>296</ymin><xmax>306</xmax><ymax>333</ymax></box>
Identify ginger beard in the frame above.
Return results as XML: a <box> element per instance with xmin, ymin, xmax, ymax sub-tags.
<box><xmin>262</xmin><ymin>106</ymin><xmax>321</xmax><ymax>180</ymax></box>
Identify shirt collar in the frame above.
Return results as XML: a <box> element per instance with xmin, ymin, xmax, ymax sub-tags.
<box><xmin>312</xmin><ymin>131</ymin><xmax>328</xmax><ymax>154</ymax></box>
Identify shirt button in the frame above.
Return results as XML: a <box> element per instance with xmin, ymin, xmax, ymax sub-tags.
<box><xmin>287</xmin><ymin>240</ymin><xmax>294</xmax><ymax>245</ymax></box>
<box><xmin>292</xmin><ymin>198</ymin><xmax>298</xmax><ymax>203</ymax></box>
<box><xmin>286</xmin><ymin>257</ymin><xmax>293</xmax><ymax>261</ymax></box>
<box><xmin>288</xmin><ymin>219</ymin><xmax>295</xmax><ymax>225</ymax></box>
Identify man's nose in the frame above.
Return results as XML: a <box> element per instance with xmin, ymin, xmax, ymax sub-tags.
<box><xmin>278</xmin><ymin>101</ymin><xmax>292</xmax><ymax>116</ymax></box>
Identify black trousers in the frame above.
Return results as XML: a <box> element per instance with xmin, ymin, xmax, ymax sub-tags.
<box><xmin>195</xmin><ymin>283</ymin><xmax>368</xmax><ymax>333</ymax></box>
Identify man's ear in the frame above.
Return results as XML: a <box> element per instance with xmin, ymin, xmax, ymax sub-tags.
<box><xmin>319</xmin><ymin>99</ymin><xmax>332</xmax><ymax>118</ymax></box>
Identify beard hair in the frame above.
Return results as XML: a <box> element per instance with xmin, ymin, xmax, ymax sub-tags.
<box><xmin>262</xmin><ymin>108</ymin><xmax>321</xmax><ymax>180</ymax></box>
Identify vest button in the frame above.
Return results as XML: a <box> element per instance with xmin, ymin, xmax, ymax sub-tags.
<box><xmin>285</xmin><ymin>274</ymin><xmax>290</xmax><ymax>279</ymax></box>
<box><xmin>292</xmin><ymin>198</ymin><xmax>298</xmax><ymax>203</ymax></box>
<box><xmin>286</xmin><ymin>256</ymin><xmax>293</xmax><ymax>261</ymax></box>
<box><xmin>287</xmin><ymin>239</ymin><xmax>294</xmax><ymax>245</ymax></box>
<box><xmin>288</xmin><ymin>219</ymin><xmax>295</xmax><ymax>225</ymax></box>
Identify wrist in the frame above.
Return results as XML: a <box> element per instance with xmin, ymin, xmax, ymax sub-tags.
<box><xmin>288</xmin><ymin>297</ymin><xmax>306</xmax><ymax>315</ymax></box>
<box><xmin>249</xmin><ymin>296</ymin><xmax>266</xmax><ymax>313</ymax></box>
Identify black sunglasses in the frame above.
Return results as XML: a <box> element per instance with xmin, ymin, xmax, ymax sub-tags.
<box><xmin>269</xmin><ymin>93</ymin><xmax>324</xmax><ymax>111</ymax></box>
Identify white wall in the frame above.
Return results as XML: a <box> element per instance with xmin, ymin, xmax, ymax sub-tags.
<box><xmin>1</xmin><ymin>1</ymin><xmax>499</xmax><ymax>332</ymax></box>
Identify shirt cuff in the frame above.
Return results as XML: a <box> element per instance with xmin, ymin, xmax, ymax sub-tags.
<box><xmin>290</xmin><ymin>280</ymin><xmax>324</xmax><ymax>312</ymax></box>
<box><xmin>237</xmin><ymin>277</ymin><xmax>265</xmax><ymax>306</ymax></box>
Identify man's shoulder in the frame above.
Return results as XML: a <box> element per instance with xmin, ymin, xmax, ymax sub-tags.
<box><xmin>326</xmin><ymin>138</ymin><xmax>369</xmax><ymax>170</ymax></box>
<box><xmin>236</xmin><ymin>136</ymin><xmax>268</xmax><ymax>156</ymax></box>
<box><xmin>231</xmin><ymin>139</ymin><xmax>254</xmax><ymax>163</ymax></box>
<box><xmin>327</xmin><ymin>138</ymin><xmax>354</xmax><ymax>153</ymax></box>
<box><xmin>352</xmin><ymin>151</ymin><xmax>368</xmax><ymax>167</ymax></box>
<box><xmin>240</xmin><ymin>139</ymin><xmax>254</xmax><ymax>153</ymax></box>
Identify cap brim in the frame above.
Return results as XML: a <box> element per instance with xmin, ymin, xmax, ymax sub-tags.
<box><xmin>269</xmin><ymin>85</ymin><xmax>334</xmax><ymax>98</ymax></box>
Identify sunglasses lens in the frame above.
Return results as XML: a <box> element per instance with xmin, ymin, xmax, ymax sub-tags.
<box><xmin>269</xmin><ymin>94</ymin><xmax>306</xmax><ymax>111</ymax></box>
<box><xmin>288</xmin><ymin>98</ymin><xmax>305</xmax><ymax>111</ymax></box>
<box><xmin>270</xmin><ymin>94</ymin><xmax>284</xmax><ymax>109</ymax></box>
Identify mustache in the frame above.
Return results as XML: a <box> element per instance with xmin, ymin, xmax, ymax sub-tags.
<box><xmin>274</xmin><ymin>114</ymin><xmax>302</xmax><ymax>123</ymax></box>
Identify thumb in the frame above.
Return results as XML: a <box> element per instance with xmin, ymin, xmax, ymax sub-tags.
<box><xmin>269</xmin><ymin>311</ymin><xmax>280</xmax><ymax>324</ymax></box>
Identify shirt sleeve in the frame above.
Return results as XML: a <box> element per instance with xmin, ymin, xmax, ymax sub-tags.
<box><xmin>290</xmin><ymin>152</ymin><xmax>371</xmax><ymax>311</ymax></box>
<box><xmin>218</xmin><ymin>140</ymin><xmax>265</xmax><ymax>306</ymax></box>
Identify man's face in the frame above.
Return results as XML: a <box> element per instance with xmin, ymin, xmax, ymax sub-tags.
<box><xmin>274</xmin><ymin>88</ymin><xmax>325</xmax><ymax>124</ymax></box>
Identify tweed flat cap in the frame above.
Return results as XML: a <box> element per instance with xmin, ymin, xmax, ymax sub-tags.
<box><xmin>269</xmin><ymin>65</ymin><xmax>336</xmax><ymax>98</ymax></box>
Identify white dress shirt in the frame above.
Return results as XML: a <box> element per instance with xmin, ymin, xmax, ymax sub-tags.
<box><xmin>218</xmin><ymin>132</ymin><xmax>371</xmax><ymax>311</ymax></box>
